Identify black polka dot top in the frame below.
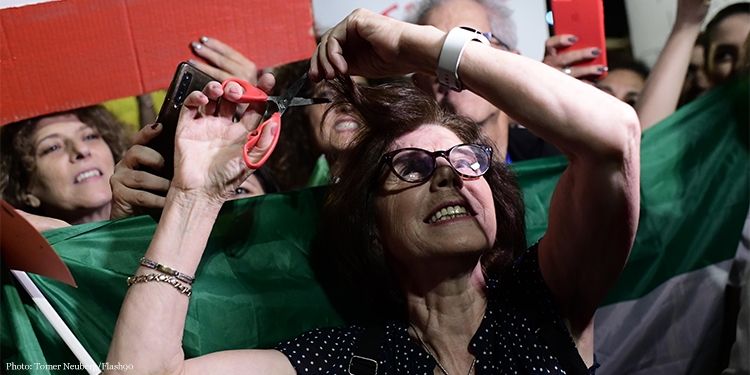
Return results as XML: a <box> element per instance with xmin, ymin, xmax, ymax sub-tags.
<box><xmin>275</xmin><ymin>243</ymin><xmax>582</xmax><ymax>374</ymax></box>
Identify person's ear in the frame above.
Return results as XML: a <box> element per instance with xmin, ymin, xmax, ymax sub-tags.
<box><xmin>25</xmin><ymin>194</ymin><xmax>41</xmax><ymax>208</ymax></box>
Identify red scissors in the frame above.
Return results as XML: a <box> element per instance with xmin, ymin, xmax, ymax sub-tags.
<box><xmin>221</xmin><ymin>73</ymin><xmax>330</xmax><ymax>169</ymax></box>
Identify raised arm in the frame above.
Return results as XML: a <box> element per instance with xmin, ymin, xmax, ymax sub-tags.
<box><xmin>459</xmin><ymin>38</ymin><xmax>640</xmax><ymax>337</ymax></box>
<box><xmin>311</xmin><ymin>7</ymin><xmax>640</xmax><ymax>339</ymax></box>
<box><xmin>636</xmin><ymin>0</ymin><xmax>709</xmax><ymax>130</ymax></box>
<box><xmin>105</xmin><ymin>75</ymin><xmax>294</xmax><ymax>375</ymax></box>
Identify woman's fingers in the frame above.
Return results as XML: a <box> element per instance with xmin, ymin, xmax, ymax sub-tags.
<box><xmin>309</xmin><ymin>43</ymin><xmax>324</xmax><ymax>81</ymax></box>
<box><xmin>542</xmin><ymin>42</ymin><xmax>606</xmax><ymax>80</ymax></box>
<box><xmin>244</xmin><ymin>119</ymin><xmax>279</xmax><ymax>167</ymax></box>
<box><xmin>545</xmin><ymin>47</ymin><xmax>600</xmax><ymax>68</ymax></box>
<box><xmin>566</xmin><ymin>65</ymin><xmax>608</xmax><ymax>79</ymax></box>
<box><xmin>326</xmin><ymin>33</ymin><xmax>348</xmax><ymax>78</ymax></box>
<box><xmin>112</xmin><ymin>165</ymin><xmax>170</xmax><ymax>194</ymax></box>
<box><xmin>257</xmin><ymin>72</ymin><xmax>276</xmax><ymax>93</ymax></box>
<box><xmin>110</xmin><ymin>144</ymin><xmax>170</xmax><ymax>220</ymax></box>
<box><xmin>110</xmin><ymin>167</ymin><xmax>168</xmax><ymax>220</ymax></box>
<box><xmin>217</xmin><ymin>81</ymin><xmax>244</xmax><ymax>119</ymax></box>
<box><xmin>311</xmin><ymin>20</ymin><xmax>349</xmax><ymax>81</ymax></box>
<box><xmin>543</xmin><ymin>34</ymin><xmax>606</xmax><ymax>77</ymax></box>
<box><xmin>190</xmin><ymin>36</ymin><xmax>258</xmax><ymax>84</ymax></box>
<box><xmin>317</xmin><ymin>32</ymin><xmax>336</xmax><ymax>79</ymax></box>
<box><xmin>132</xmin><ymin>122</ymin><xmax>162</xmax><ymax>146</ymax></box>
<box><xmin>118</xmin><ymin>144</ymin><xmax>163</xmax><ymax>171</ymax></box>
<box><xmin>238</xmin><ymin>73</ymin><xmax>276</xmax><ymax>130</ymax></box>
<box><xmin>545</xmin><ymin>34</ymin><xmax>579</xmax><ymax>55</ymax></box>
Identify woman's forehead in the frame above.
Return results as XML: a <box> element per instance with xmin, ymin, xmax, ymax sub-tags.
<box><xmin>33</xmin><ymin>114</ymin><xmax>88</xmax><ymax>140</ymax></box>
<box><xmin>389</xmin><ymin>124</ymin><xmax>462</xmax><ymax>151</ymax></box>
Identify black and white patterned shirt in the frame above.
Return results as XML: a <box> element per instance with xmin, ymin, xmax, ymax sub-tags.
<box><xmin>276</xmin><ymin>243</ymin><xmax>580</xmax><ymax>374</ymax></box>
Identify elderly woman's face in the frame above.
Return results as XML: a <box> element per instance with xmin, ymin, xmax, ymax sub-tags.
<box><xmin>375</xmin><ymin>124</ymin><xmax>496</xmax><ymax>263</ymax></box>
<box><xmin>27</xmin><ymin>114</ymin><xmax>115</xmax><ymax>213</ymax></box>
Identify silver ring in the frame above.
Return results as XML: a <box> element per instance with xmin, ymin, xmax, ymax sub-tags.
<box><xmin>562</xmin><ymin>67</ymin><xmax>572</xmax><ymax>75</ymax></box>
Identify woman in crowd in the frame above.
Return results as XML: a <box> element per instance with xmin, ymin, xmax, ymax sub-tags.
<box><xmin>0</xmin><ymin>105</ymin><xmax>130</xmax><ymax>230</ymax></box>
<box><xmin>636</xmin><ymin>0</ymin><xmax>748</xmax><ymax>131</ymax></box>
<box><xmin>106</xmin><ymin>9</ymin><xmax>639</xmax><ymax>374</ymax></box>
<box><xmin>703</xmin><ymin>2</ymin><xmax>750</xmax><ymax>87</ymax></box>
<box><xmin>267</xmin><ymin>60</ymin><xmax>367</xmax><ymax>190</ymax></box>
<box><xmin>190</xmin><ymin>35</ymin><xmax>367</xmax><ymax>190</ymax></box>
<box><xmin>595</xmin><ymin>59</ymin><xmax>650</xmax><ymax>107</ymax></box>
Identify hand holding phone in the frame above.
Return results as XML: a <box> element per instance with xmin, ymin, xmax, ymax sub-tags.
<box><xmin>549</xmin><ymin>0</ymin><xmax>608</xmax><ymax>79</ymax></box>
<box><xmin>147</xmin><ymin>62</ymin><xmax>216</xmax><ymax>180</ymax></box>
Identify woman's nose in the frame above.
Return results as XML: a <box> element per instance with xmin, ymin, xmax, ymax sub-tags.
<box><xmin>68</xmin><ymin>140</ymin><xmax>91</xmax><ymax>161</ymax></box>
<box><xmin>430</xmin><ymin>159</ymin><xmax>463</xmax><ymax>190</ymax></box>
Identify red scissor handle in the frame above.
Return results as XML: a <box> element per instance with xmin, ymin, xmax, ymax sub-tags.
<box><xmin>243</xmin><ymin>112</ymin><xmax>281</xmax><ymax>169</ymax></box>
<box><xmin>221</xmin><ymin>78</ymin><xmax>268</xmax><ymax>103</ymax></box>
<box><xmin>220</xmin><ymin>78</ymin><xmax>279</xmax><ymax>169</ymax></box>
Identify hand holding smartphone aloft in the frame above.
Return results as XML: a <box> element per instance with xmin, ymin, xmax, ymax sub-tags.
<box><xmin>148</xmin><ymin>62</ymin><xmax>216</xmax><ymax>180</ymax></box>
<box><xmin>550</xmin><ymin>0</ymin><xmax>608</xmax><ymax>79</ymax></box>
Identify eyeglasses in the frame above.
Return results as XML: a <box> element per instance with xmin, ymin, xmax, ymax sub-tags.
<box><xmin>481</xmin><ymin>32</ymin><xmax>511</xmax><ymax>52</ymax></box>
<box><xmin>381</xmin><ymin>143</ymin><xmax>493</xmax><ymax>183</ymax></box>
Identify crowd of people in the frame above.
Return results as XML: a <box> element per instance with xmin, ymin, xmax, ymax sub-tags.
<box><xmin>1</xmin><ymin>0</ymin><xmax>748</xmax><ymax>374</ymax></box>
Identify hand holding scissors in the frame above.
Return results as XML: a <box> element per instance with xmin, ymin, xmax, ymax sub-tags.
<box><xmin>221</xmin><ymin>73</ymin><xmax>330</xmax><ymax>169</ymax></box>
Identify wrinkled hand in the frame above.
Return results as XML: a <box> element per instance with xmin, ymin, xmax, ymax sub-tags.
<box><xmin>17</xmin><ymin>210</ymin><xmax>70</xmax><ymax>232</ymax></box>
<box><xmin>110</xmin><ymin>124</ymin><xmax>170</xmax><ymax>220</ymax></box>
<box><xmin>310</xmin><ymin>8</ymin><xmax>440</xmax><ymax>81</ymax></box>
<box><xmin>190</xmin><ymin>36</ymin><xmax>258</xmax><ymax>84</ymax></box>
<box><xmin>542</xmin><ymin>34</ymin><xmax>606</xmax><ymax>78</ymax></box>
<box><xmin>169</xmin><ymin>73</ymin><xmax>277</xmax><ymax>202</ymax></box>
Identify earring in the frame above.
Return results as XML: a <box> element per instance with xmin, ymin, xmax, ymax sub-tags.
<box><xmin>25</xmin><ymin>194</ymin><xmax>41</xmax><ymax>208</ymax></box>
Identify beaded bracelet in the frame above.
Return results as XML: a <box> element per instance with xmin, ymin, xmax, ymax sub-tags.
<box><xmin>139</xmin><ymin>257</ymin><xmax>195</xmax><ymax>285</ymax></box>
<box><xmin>127</xmin><ymin>273</ymin><xmax>192</xmax><ymax>297</ymax></box>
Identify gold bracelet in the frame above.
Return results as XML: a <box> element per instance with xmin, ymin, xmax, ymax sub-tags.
<box><xmin>139</xmin><ymin>257</ymin><xmax>195</xmax><ymax>285</ymax></box>
<box><xmin>127</xmin><ymin>273</ymin><xmax>192</xmax><ymax>297</ymax></box>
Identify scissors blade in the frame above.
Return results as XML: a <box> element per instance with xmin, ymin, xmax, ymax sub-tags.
<box><xmin>272</xmin><ymin>72</ymin><xmax>310</xmax><ymax>117</ymax></box>
<box><xmin>286</xmin><ymin>97</ymin><xmax>333</xmax><ymax>107</ymax></box>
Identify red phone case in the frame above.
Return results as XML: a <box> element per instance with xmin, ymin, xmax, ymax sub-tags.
<box><xmin>550</xmin><ymin>0</ymin><xmax>608</xmax><ymax>78</ymax></box>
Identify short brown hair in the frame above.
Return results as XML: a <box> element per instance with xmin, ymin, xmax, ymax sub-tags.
<box><xmin>0</xmin><ymin>105</ymin><xmax>131</xmax><ymax>212</ymax></box>
<box><xmin>314</xmin><ymin>77</ymin><xmax>526</xmax><ymax>321</ymax></box>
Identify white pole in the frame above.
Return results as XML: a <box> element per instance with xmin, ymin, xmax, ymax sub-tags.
<box><xmin>11</xmin><ymin>270</ymin><xmax>102</xmax><ymax>375</ymax></box>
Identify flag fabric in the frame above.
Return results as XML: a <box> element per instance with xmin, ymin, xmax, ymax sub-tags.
<box><xmin>508</xmin><ymin>75</ymin><xmax>749</xmax><ymax>374</ymax></box>
<box><xmin>1</xmin><ymin>77</ymin><xmax>748</xmax><ymax>374</ymax></box>
<box><xmin>592</xmin><ymin>76</ymin><xmax>749</xmax><ymax>374</ymax></box>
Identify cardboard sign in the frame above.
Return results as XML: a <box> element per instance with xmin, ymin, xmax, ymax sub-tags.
<box><xmin>0</xmin><ymin>0</ymin><xmax>316</xmax><ymax>125</ymax></box>
<box><xmin>0</xmin><ymin>200</ymin><xmax>77</xmax><ymax>287</ymax></box>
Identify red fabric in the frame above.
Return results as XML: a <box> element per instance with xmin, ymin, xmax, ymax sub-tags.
<box><xmin>0</xmin><ymin>0</ymin><xmax>315</xmax><ymax>125</ymax></box>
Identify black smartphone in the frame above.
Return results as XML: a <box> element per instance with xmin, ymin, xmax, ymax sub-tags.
<box><xmin>148</xmin><ymin>62</ymin><xmax>216</xmax><ymax>180</ymax></box>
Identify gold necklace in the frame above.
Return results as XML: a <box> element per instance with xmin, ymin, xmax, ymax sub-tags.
<box><xmin>409</xmin><ymin>323</ymin><xmax>477</xmax><ymax>375</ymax></box>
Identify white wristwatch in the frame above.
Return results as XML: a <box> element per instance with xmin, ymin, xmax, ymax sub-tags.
<box><xmin>436</xmin><ymin>26</ymin><xmax>490</xmax><ymax>92</ymax></box>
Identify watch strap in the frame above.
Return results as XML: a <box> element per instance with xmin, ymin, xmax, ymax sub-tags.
<box><xmin>436</xmin><ymin>26</ymin><xmax>490</xmax><ymax>92</ymax></box>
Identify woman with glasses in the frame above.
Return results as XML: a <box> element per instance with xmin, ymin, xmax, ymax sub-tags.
<box><xmin>107</xmin><ymin>9</ymin><xmax>640</xmax><ymax>375</ymax></box>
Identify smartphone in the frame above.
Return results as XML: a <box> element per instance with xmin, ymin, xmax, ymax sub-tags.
<box><xmin>148</xmin><ymin>62</ymin><xmax>216</xmax><ymax>180</ymax></box>
<box><xmin>550</xmin><ymin>0</ymin><xmax>608</xmax><ymax>79</ymax></box>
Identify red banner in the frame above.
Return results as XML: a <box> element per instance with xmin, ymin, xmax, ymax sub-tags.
<box><xmin>0</xmin><ymin>0</ymin><xmax>316</xmax><ymax>125</ymax></box>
